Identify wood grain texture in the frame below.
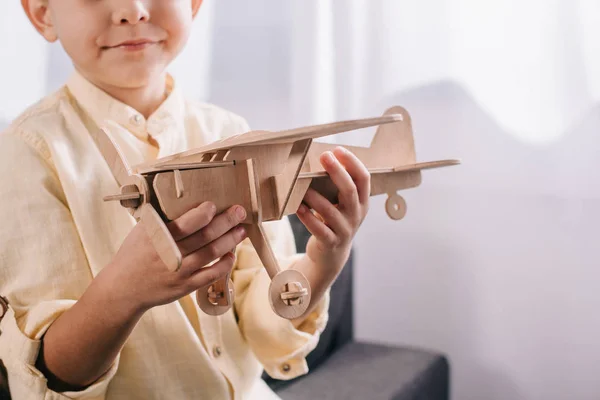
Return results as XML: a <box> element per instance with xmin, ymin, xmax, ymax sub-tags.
<box><xmin>224</xmin><ymin>144</ymin><xmax>294</xmax><ymax>221</ymax></box>
<box><xmin>153</xmin><ymin>160</ymin><xmax>261</xmax><ymax>223</ymax></box>
<box><xmin>130</xmin><ymin>114</ymin><xmax>402</xmax><ymax>172</ymax></box>
<box><xmin>196</xmin><ymin>275</ymin><xmax>234</xmax><ymax>316</ymax></box>
<box><xmin>139</xmin><ymin>203</ymin><xmax>182</xmax><ymax>272</ymax></box>
<box><xmin>298</xmin><ymin>159</ymin><xmax>460</xmax><ymax>179</ymax></box>
<box><xmin>269</xmin><ymin>269</ymin><xmax>311</xmax><ymax>320</ymax></box>
<box><xmin>271</xmin><ymin>139</ymin><xmax>312</xmax><ymax>219</ymax></box>
<box><xmin>385</xmin><ymin>193</ymin><xmax>408</xmax><ymax>220</ymax></box>
<box><xmin>93</xmin><ymin>104</ymin><xmax>461</xmax><ymax>320</ymax></box>
<box><xmin>245</xmin><ymin>223</ymin><xmax>281</xmax><ymax>279</ymax></box>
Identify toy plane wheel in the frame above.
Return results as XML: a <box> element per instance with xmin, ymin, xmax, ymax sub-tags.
<box><xmin>196</xmin><ymin>276</ymin><xmax>235</xmax><ymax>316</ymax></box>
<box><xmin>269</xmin><ymin>269</ymin><xmax>311</xmax><ymax>319</ymax></box>
<box><xmin>385</xmin><ymin>193</ymin><xmax>407</xmax><ymax>220</ymax></box>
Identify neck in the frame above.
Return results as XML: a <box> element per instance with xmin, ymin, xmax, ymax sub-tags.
<box><xmin>77</xmin><ymin>69</ymin><xmax>168</xmax><ymax>119</ymax></box>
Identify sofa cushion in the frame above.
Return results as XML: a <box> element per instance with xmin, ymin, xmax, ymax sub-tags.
<box><xmin>275</xmin><ymin>342</ymin><xmax>450</xmax><ymax>400</ymax></box>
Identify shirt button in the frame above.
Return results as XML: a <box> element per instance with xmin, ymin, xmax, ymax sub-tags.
<box><xmin>281</xmin><ymin>363</ymin><xmax>291</xmax><ymax>373</ymax></box>
<box><xmin>212</xmin><ymin>345</ymin><xmax>222</xmax><ymax>358</ymax></box>
<box><xmin>131</xmin><ymin>114</ymin><xmax>143</xmax><ymax>125</ymax></box>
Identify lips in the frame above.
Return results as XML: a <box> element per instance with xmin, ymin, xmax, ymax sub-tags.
<box><xmin>104</xmin><ymin>39</ymin><xmax>160</xmax><ymax>50</ymax></box>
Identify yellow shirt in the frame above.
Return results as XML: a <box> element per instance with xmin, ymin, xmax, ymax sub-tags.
<box><xmin>0</xmin><ymin>71</ymin><xmax>329</xmax><ymax>400</ymax></box>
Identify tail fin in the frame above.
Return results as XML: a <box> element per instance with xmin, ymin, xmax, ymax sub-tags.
<box><xmin>304</xmin><ymin>105</ymin><xmax>416</xmax><ymax>172</ymax></box>
<box><xmin>367</xmin><ymin>106</ymin><xmax>416</xmax><ymax>168</ymax></box>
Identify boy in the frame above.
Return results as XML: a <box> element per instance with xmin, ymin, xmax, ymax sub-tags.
<box><xmin>0</xmin><ymin>0</ymin><xmax>371</xmax><ymax>399</ymax></box>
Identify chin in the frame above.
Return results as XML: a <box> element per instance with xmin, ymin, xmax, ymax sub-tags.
<box><xmin>104</xmin><ymin>67</ymin><xmax>166</xmax><ymax>89</ymax></box>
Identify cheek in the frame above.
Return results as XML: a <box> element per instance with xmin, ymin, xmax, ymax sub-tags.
<box><xmin>160</xmin><ymin>7</ymin><xmax>193</xmax><ymax>55</ymax></box>
<box><xmin>169</xmin><ymin>26</ymin><xmax>191</xmax><ymax>56</ymax></box>
<box><xmin>54</xmin><ymin>19</ymin><xmax>101</xmax><ymax>65</ymax></box>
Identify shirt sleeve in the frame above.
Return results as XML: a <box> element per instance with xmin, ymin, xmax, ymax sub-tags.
<box><xmin>0</xmin><ymin>130</ymin><xmax>119</xmax><ymax>399</ymax></box>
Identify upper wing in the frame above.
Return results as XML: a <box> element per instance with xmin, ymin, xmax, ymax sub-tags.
<box><xmin>131</xmin><ymin>114</ymin><xmax>403</xmax><ymax>172</ymax></box>
<box><xmin>299</xmin><ymin>159</ymin><xmax>462</xmax><ymax>178</ymax></box>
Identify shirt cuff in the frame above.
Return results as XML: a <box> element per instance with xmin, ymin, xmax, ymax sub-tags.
<box><xmin>0</xmin><ymin>302</ymin><xmax>119</xmax><ymax>399</ymax></box>
<box><xmin>237</xmin><ymin>257</ymin><xmax>330</xmax><ymax>381</ymax></box>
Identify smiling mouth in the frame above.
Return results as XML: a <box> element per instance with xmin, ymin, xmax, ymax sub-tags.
<box><xmin>103</xmin><ymin>40</ymin><xmax>161</xmax><ymax>51</ymax></box>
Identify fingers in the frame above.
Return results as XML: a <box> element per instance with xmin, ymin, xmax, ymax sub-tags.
<box><xmin>302</xmin><ymin>188</ymin><xmax>351</xmax><ymax>243</ymax></box>
<box><xmin>296</xmin><ymin>204</ymin><xmax>337</xmax><ymax>246</ymax></box>
<box><xmin>186</xmin><ymin>252</ymin><xmax>235</xmax><ymax>291</ymax></box>
<box><xmin>167</xmin><ymin>202</ymin><xmax>217</xmax><ymax>241</ymax></box>
<box><xmin>332</xmin><ymin>147</ymin><xmax>371</xmax><ymax>205</ymax></box>
<box><xmin>319</xmin><ymin>150</ymin><xmax>359</xmax><ymax>212</ymax></box>
<box><xmin>297</xmin><ymin>148</ymin><xmax>370</xmax><ymax>248</ymax></box>
<box><xmin>180</xmin><ymin>224</ymin><xmax>247</xmax><ymax>276</ymax></box>
<box><xmin>178</xmin><ymin>205</ymin><xmax>247</xmax><ymax>256</ymax></box>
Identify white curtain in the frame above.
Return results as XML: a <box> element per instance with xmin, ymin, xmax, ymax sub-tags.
<box><xmin>4</xmin><ymin>0</ymin><xmax>599</xmax><ymax>142</ymax></box>
<box><xmin>0</xmin><ymin>2</ymin><xmax>48</xmax><ymax>122</ymax></box>
<box><xmin>287</xmin><ymin>0</ymin><xmax>600</xmax><ymax>144</ymax></box>
<box><xmin>1</xmin><ymin>2</ymin><xmax>599</xmax><ymax>400</ymax></box>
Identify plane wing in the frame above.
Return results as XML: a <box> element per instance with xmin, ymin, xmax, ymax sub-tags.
<box><xmin>132</xmin><ymin>114</ymin><xmax>403</xmax><ymax>172</ymax></box>
<box><xmin>299</xmin><ymin>159</ymin><xmax>461</xmax><ymax>178</ymax></box>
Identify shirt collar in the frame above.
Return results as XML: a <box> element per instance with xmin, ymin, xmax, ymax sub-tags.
<box><xmin>65</xmin><ymin>70</ymin><xmax>185</xmax><ymax>142</ymax></box>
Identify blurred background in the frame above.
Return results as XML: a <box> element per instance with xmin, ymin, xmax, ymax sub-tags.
<box><xmin>1</xmin><ymin>1</ymin><xmax>599</xmax><ymax>399</ymax></box>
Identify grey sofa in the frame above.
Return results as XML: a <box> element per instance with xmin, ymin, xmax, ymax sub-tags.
<box><xmin>263</xmin><ymin>215</ymin><xmax>451</xmax><ymax>400</ymax></box>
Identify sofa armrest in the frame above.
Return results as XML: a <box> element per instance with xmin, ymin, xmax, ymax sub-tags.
<box><xmin>274</xmin><ymin>341</ymin><xmax>450</xmax><ymax>400</ymax></box>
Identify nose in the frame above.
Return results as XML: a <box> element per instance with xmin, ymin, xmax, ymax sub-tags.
<box><xmin>112</xmin><ymin>1</ymin><xmax>150</xmax><ymax>25</ymax></box>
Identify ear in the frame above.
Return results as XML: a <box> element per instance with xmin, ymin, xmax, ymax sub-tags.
<box><xmin>192</xmin><ymin>0</ymin><xmax>204</xmax><ymax>18</ymax></box>
<box><xmin>21</xmin><ymin>0</ymin><xmax>58</xmax><ymax>42</ymax></box>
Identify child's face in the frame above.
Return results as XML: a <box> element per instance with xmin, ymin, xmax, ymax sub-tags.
<box><xmin>28</xmin><ymin>0</ymin><xmax>201</xmax><ymax>89</ymax></box>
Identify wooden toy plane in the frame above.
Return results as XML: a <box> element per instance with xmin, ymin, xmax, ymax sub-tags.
<box><xmin>93</xmin><ymin>106</ymin><xmax>459</xmax><ymax>320</ymax></box>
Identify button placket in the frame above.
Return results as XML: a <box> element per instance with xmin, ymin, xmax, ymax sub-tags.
<box><xmin>128</xmin><ymin>113</ymin><xmax>152</xmax><ymax>142</ymax></box>
<box><xmin>147</xmin><ymin>120</ymin><xmax>166</xmax><ymax>137</ymax></box>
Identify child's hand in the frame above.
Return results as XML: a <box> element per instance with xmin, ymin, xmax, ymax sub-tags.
<box><xmin>101</xmin><ymin>202</ymin><xmax>248</xmax><ymax>314</ymax></box>
<box><xmin>296</xmin><ymin>147</ymin><xmax>370</xmax><ymax>276</ymax></box>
